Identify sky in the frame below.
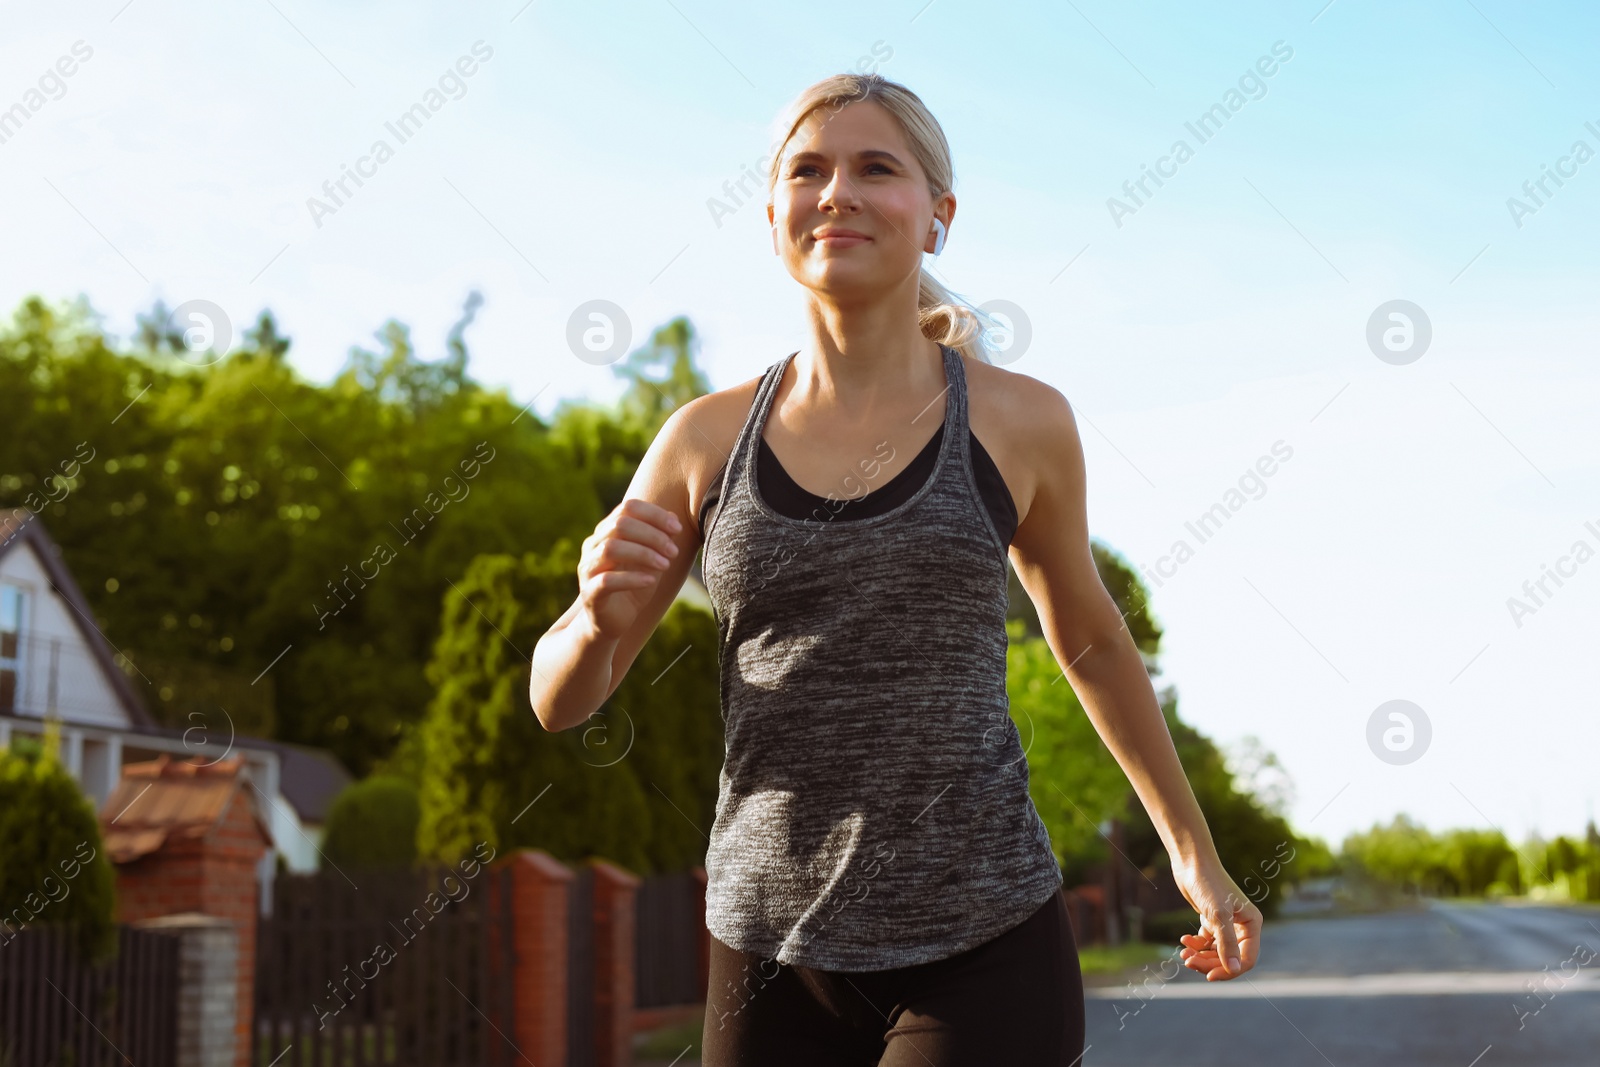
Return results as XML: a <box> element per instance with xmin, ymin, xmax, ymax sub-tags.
<box><xmin>2</xmin><ymin>0</ymin><xmax>1597</xmax><ymax>851</ymax></box>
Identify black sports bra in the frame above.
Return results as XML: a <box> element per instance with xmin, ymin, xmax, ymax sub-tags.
<box><xmin>697</xmin><ymin>422</ymin><xmax>1018</xmax><ymax>546</ymax></box>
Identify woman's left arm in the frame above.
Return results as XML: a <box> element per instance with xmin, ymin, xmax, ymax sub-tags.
<box><xmin>1005</xmin><ymin>381</ymin><xmax>1262</xmax><ymax>981</ymax></box>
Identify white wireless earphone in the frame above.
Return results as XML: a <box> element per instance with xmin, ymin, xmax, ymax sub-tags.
<box><xmin>930</xmin><ymin>218</ymin><xmax>946</xmax><ymax>256</ymax></box>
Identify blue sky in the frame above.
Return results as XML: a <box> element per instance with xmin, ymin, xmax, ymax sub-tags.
<box><xmin>3</xmin><ymin>0</ymin><xmax>1597</xmax><ymax>850</ymax></box>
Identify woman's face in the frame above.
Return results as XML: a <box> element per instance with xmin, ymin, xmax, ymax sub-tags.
<box><xmin>768</xmin><ymin>99</ymin><xmax>953</xmax><ymax>300</ymax></box>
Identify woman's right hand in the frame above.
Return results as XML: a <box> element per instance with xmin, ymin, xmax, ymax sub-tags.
<box><xmin>576</xmin><ymin>497</ymin><xmax>683</xmax><ymax>639</ymax></box>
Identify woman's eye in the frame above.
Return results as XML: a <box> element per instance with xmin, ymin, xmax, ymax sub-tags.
<box><xmin>791</xmin><ymin>163</ymin><xmax>892</xmax><ymax>177</ymax></box>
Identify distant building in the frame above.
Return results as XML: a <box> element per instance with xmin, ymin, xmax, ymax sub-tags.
<box><xmin>0</xmin><ymin>509</ymin><xmax>351</xmax><ymax>912</ymax></box>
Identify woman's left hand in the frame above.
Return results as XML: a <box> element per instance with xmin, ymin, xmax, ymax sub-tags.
<box><xmin>1171</xmin><ymin>856</ymin><xmax>1263</xmax><ymax>981</ymax></box>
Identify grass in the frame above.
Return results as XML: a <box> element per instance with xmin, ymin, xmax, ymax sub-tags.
<box><xmin>636</xmin><ymin>1018</ymin><xmax>704</xmax><ymax>1061</ymax></box>
<box><xmin>1076</xmin><ymin>940</ymin><xmax>1177</xmax><ymax>976</ymax></box>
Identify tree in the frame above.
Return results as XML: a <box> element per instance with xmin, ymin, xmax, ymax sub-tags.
<box><xmin>1006</xmin><ymin>540</ymin><xmax>1164</xmax><ymax>667</ymax></box>
<box><xmin>0</xmin><ymin>293</ymin><xmax>612</xmax><ymax>776</ymax></box>
<box><xmin>0</xmin><ymin>721</ymin><xmax>118</xmax><ymax>962</ymax></box>
<box><xmin>611</xmin><ymin>316</ymin><xmax>712</xmax><ymax>436</ymax></box>
<box><xmin>1005</xmin><ymin>621</ymin><xmax>1134</xmax><ymax>871</ymax></box>
<box><xmin>414</xmin><ymin>544</ymin><xmax>723</xmax><ymax>873</ymax></box>
<box><xmin>1116</xmin><ymin>693</ymin><xmax>1304</xmax><ymax>919</ymax></box>
<box><xmin>321</xmin><ymin>775</ymin><xmax>421</xmax><ymax>868</ymax></box>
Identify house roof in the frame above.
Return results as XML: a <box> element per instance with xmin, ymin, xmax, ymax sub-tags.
<box><xmin>0</xmin><ymin>509</ymin><xmax>156</xmax><ymax>730</ymax></box>
<box><xmin>98</xmin><ymin>753</ymin><xmax>272</xmax><ymax>863</ymax></box>
<box><xmin>115</xmin><ymin>722</ymin><xmax>355</xmax><ymax>825</ymax></box>
<box><xmin>220</xmin><ymin>734</ymin><xmax>352</xmax><ymax>824</ymax></box>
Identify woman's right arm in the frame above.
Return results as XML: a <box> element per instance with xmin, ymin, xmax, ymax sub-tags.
<box><xmin>528</xmin><ymin>395</ymin><xmax>734</xmax><ymax>732</ymax></box>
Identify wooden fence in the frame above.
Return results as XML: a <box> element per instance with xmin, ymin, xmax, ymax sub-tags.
<box><xmin>0</xmin><ymin>924</ymin><xmax>179</xmax><ymax>1067</ymax></box>
<box><xmin>253</xmin><ymin>865</ymin><xmax>518</xmax><ymax>1067</ymax></box>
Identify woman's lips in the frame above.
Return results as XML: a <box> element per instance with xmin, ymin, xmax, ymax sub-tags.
<box><xmin>815</xmin><ymin>234</ymin><xmax>870</xmax><ymax>247</ymax></box>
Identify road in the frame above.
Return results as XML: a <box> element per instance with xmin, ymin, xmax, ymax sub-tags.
<box><xmin>1083</xmin><ymin>899</ymin><xmax>1600</xmax><ymax>1066</ymax></box>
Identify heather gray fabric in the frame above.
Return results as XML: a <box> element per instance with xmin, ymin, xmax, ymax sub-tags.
<box><xmin>699</xmin><ymin>343</ymin><xmax>1064</xmax><ymax>971</ymax></box>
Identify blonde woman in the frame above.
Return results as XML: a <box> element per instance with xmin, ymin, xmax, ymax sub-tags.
<box><xmin>532</xmin><ymin>73</ymin><xmax>1262</xmax><ymax>1066</ymax></box>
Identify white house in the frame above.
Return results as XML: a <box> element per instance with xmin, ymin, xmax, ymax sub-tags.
<box><xmin>0</xmin><ymin>508</ymin><xmax>351</xmax><ymax>914</ymax></box>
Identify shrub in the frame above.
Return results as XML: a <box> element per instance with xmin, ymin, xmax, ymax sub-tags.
<box><xmin>320</xmin><ymin>775</ymin><xmax>421</xmax><ymax>869</ymax></box>
<box><xmin>0</xmin><ymin>721</ymin><xmax>118</xmax><ymax>961</ymax></box>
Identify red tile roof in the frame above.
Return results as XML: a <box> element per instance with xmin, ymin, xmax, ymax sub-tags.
<box><xmin>98</xmin><ymin>753</ymin><xmax>271</xmax><ymax>863</ymax></box>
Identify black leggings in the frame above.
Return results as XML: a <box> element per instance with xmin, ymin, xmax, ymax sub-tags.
<box><xmin>702</xmin><ymin>888</ymin><xmax>1086</xmax><ymax>1066</ymax></box>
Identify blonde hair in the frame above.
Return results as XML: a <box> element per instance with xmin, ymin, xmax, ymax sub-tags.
<box><xmin>765</xmin><ymin>73</ymin><xmax>998</xmax><ymax>365</ymax></box>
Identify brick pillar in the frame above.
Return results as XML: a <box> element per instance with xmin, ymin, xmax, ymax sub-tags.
<box><xmin>589</xmin><ymin>860</ymin><xmax>640</xmax><ymax>1067</ymax></box>
<box><xmin>134</xmin><ymin>913</ymin><xmax>238</xmax><ymax>1067</ymax></box>
<box><xmin>107</xmin><ymin>773</ymin><xmax>266</xmax><ymax>1067</ymax></box>
<box><xmin>497</xmin><ymin>850</ymin><xmax>572</xmax><ymax>1067</ymax></box>
<box><xmin>691</xmin><ymin>865</ymin><xmax>709</xmax><ymax>1000</ymax></box>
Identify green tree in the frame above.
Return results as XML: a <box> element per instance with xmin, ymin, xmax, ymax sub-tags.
<box><xmin>1006</xmin><ymin>541</ymin><xmax>1163</xmax><ymax>665</ymax></box>
<box><xmin>321</xmin><ymin>775</ymin><xmax>421</xmax><ymax>868</ymax></box>
<box><xmin>0</xmin><ymin>294</ymin><xmax>613</xmax><ymax>776</ymax></box>
<box><xmin>414</xmin><ymin>544</ymin><xmax>723</xmax><ymax>874</ymax></box>
<box><xmin>1005</xmin><ymin>621</ymin><xmax>1133</xmax><ymax>870</ymax></box>
<box><xmin>611</xmin><ymin>316</ymin><xmax>712</xmax><ymax>436</ymax></box>
<box><xmin>0</xmin><ymin>722</ymin><xmax>118</xmax><ymax>962</ymax></box>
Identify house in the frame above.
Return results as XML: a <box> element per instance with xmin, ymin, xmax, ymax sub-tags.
<box><xmin>0</xmin><ymin>508</ymin><xmax>351</xmax><ymax>913</ymax></box>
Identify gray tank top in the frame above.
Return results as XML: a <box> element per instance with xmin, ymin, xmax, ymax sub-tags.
<box><xmin>699</xmin><ymin>343</ymin><xmax>1063</xmax><ymax>971</ymax></box>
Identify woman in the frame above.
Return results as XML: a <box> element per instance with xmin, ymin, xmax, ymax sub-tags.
<box><xmin>531</xmin><ymin>73</ymin><xmax>1262</xmax><ymax>1066</ymax></box>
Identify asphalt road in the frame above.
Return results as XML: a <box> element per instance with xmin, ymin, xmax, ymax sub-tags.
<box><xmin>1083</xmin><ymin>899</ymin><xmax>1600</xmax><ymax>1066</ymax></box>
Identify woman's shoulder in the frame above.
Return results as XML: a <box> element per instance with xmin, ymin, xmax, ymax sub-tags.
<box><xmin>960</xmin><ymin>353</ymin><xmax>1080</xmax><ymax>527</ymax></box>
<box><xmin>654</xmin><ymin>370</ymin><xmax>767</xmax><ymax>529</ymax></box>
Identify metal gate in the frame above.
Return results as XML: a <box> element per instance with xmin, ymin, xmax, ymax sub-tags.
<box><xmin>253</xmin><ymin>864</ymin><xmax>517</xmax><ymax>1067</ymax></box>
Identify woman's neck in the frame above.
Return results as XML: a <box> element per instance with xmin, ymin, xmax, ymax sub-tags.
<box><xmin>795</xmin><ymin>299</ymin><xmax>945</xmax><ymax>416</ymax></box>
